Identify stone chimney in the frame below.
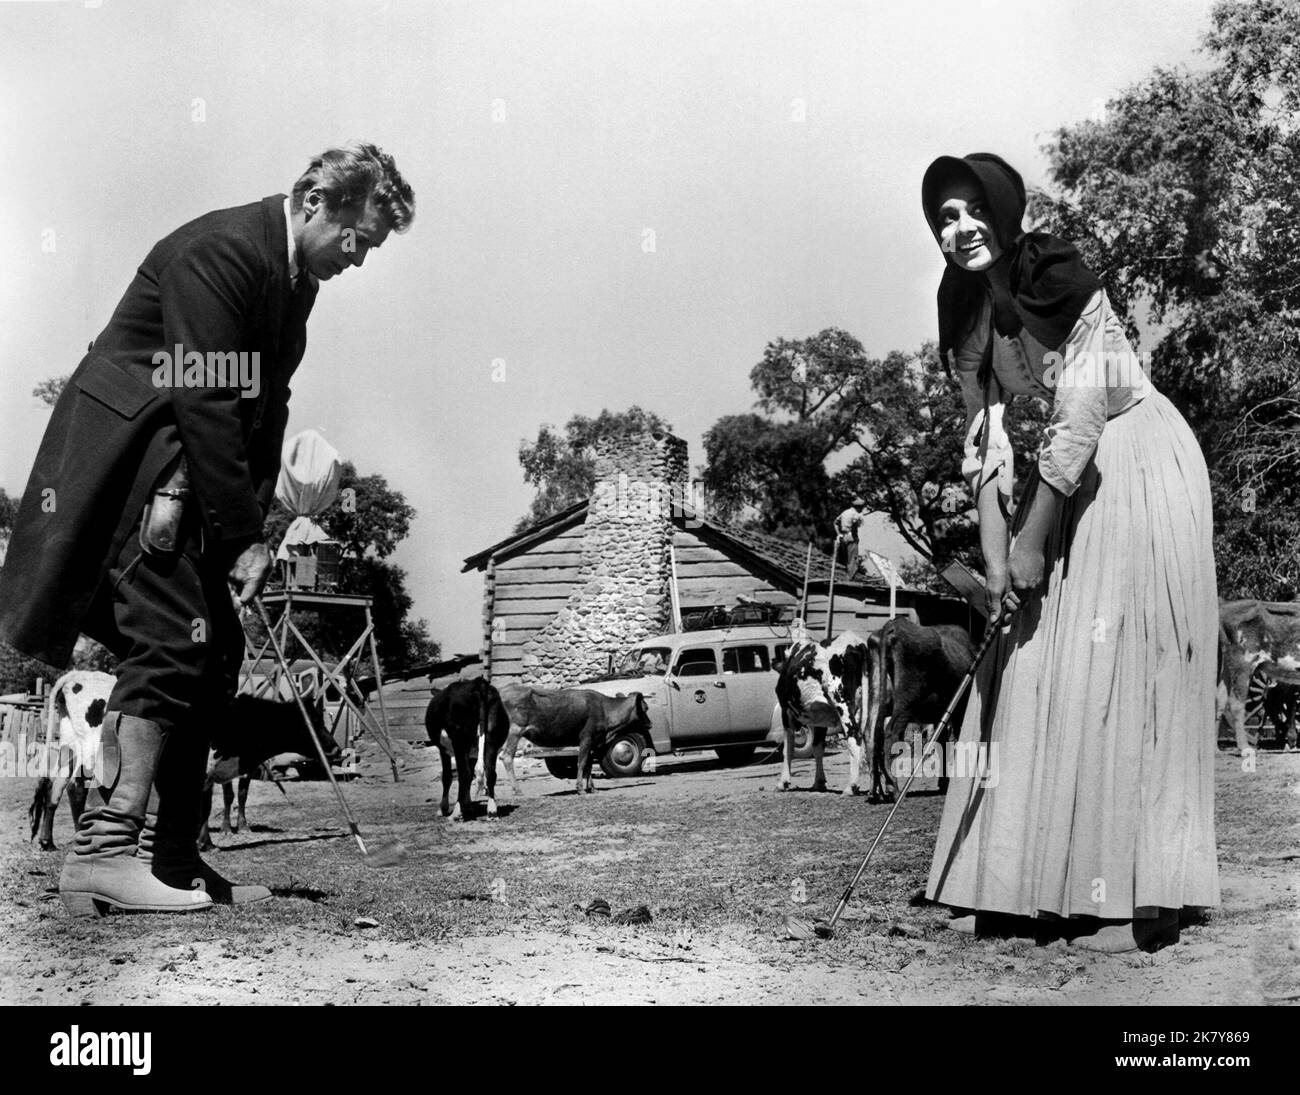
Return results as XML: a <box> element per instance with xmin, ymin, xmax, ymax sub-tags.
<box><xmin>521</xmin><ymin>429</ymin><xmax>689</xmax><ymax>687</ymax></box>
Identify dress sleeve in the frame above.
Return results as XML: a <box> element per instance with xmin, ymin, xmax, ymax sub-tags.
<box><xmin>1037</xmin><ymin>290</ymin><xmax>1110</xmax><ymax>497</ymax></box>
<box><xmin>951</xmin><ymin>300</ymin><xmax>1014</xmax><ymax>504</ymax></box>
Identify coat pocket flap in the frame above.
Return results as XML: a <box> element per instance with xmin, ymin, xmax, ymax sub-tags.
<box><xmin>76</xmin><ymin>358</ymin><xmax>158</xmax><ymax>420</ymax></box>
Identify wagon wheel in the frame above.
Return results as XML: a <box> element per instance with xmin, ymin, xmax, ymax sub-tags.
<box><xmin>1244</xmin><ymin>669</ymin><xmax>1270</xmax><ymax>743</ymax></box>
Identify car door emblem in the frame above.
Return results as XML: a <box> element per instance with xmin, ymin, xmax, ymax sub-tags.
<box><xmin>694</xmin><ymin>690</ymin><xmax>706</xmax><ymax>703</ymax></box>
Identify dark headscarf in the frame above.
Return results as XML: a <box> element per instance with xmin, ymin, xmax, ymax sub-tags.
<box><xmin>921</xmin><ymin>153</ymin><xmax>1102</xmax><ymax>377</ymax></box>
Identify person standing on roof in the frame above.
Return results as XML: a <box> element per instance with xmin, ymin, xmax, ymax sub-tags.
<box><xmin>834</xmin><ymin>496</ymin><xmax>866</xmax><ymax>580</ymax></box>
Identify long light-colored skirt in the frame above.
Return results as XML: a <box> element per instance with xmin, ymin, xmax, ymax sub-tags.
<box><xmin>926</xmin><ymin>390</ymin><xmax>1220</xmax><ymax>919</ymax></box>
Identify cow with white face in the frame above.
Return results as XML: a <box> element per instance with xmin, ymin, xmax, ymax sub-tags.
<box><xmin>1219</xmin><ymin>599</ymin><xmax>1300</xmax><ymax>756</ymax></box>
<box><xmin>775</xmin><ymin>629</ymin><xmax>868</xmax><ymax>794</ymax></box>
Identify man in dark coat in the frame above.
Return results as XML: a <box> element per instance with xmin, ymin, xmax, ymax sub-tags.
<box><xmin>0</xmin><ymin>142</ymin><xmax>413</xmax><ymax>916</ymax></box>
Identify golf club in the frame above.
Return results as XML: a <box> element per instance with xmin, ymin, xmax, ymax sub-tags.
<box><xmin>811</xmin><ymin>607</ymin><xmax>1008</xmax><ymax>939</ymax></box>
<box><xmin>254</xmin><ymin>597</ymin><xmax>408</xmax><ymax>869</ymax></box>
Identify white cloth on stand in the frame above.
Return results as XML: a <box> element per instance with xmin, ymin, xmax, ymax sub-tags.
<box><xmin>274</xmin><ymin>429</ymin><xmax>342</xmax><ymax>560</ymax></box>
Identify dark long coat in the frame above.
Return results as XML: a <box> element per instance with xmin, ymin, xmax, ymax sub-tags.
<box><xmin>0</xmin><ymin>195</ymin><xmax>317</xmax><ymax>667</ymax></box>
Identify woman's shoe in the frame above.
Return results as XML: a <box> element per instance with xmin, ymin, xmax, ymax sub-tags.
<box><xmin>1070</xmin><ymin>909</ymin><xmax>1179</xmax><ymax>953</ymax></box>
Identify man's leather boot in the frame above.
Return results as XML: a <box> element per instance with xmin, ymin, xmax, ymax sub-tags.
<box><xmin>59</xmin><ymin>713</ymin><xmax>213</xmax><ymax>917</ymax></box>
<box><xmin>137</xmin><ymin>731</ymin><xmax>271</xmax><ymax>905</ymax></box>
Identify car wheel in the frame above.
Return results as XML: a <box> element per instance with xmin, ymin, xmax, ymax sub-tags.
<box><xmin>544</xmin><ymin>757</ymin><xmax>579</xmax><ymax>780</ymax></box>
<box><xmin>714</xmin><ymin>744</ymin><xmax>757</xmax><ymax>766</ymax></box>
<box><xmin>600</xmin><ymin>733</ymin><xmax>648</xmax><ymax>778</ymax></box>
<box><xmin>792</xmin><ymin>726</ymin><xmax>817</xmax><ymax>760</ymax></box>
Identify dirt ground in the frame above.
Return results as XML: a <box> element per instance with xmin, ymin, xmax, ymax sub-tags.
<box><xmin>1</xmin><ymin>734</ymin><xmax>1297</xmax><ymax>1006</ymax></box>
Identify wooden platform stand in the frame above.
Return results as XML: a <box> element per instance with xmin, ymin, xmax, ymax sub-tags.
<box><xmin>242</xmin><ymin>589</ymin><xmax>401</xmax><ymax>783</ymax></box>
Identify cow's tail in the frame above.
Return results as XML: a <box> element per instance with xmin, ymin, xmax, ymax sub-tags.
<box><xmin>424</xmin><ymin>688</ymin><xmax>446</xmax><ymax>747</ymax></box>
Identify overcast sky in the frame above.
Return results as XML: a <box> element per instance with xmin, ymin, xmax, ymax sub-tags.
<box><xmin>0</xmin><ymin>0</ymin><xmax>1217</xmax><ymax>656</ymax></box>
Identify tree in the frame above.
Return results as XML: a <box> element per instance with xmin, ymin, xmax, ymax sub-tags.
<box><xmin>702</xmin><ymin>329</ymin><xmax>1048</xmax><ymax>575</ymax></box>
<box><xmin>260</xmin><ymin>461</ymin><xmax>439</xmax><ymax>673</ymax></box>
<box><xmin>0</xmin><ymin>487</ymin><xmax>15</xmax><ymax>566</ymax></box>
<box><xmin>1034</xmin><ymin>0</ymin><xmax>1300</xmax><ymax>599</ymax></box>
<box><xmin>32</xmin><ymin>376</ymin><xmax>67</xmax><ymax>407</ymax></box>
<box><xmin>515</xmin><ymin>406</ymin><xmax>673</xmax><ymax>530</ymax></box>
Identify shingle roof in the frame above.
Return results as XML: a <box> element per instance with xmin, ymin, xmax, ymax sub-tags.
<box><xmin>700</xmin><ymin>518</ymin><xmax>890</xmax><ymax>591</ymax></box>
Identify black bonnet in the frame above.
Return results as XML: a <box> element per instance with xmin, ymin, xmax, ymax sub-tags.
<box><xmin>921</xmin><ymin>152</ymin><xmax>1027</xmax><ymax>252</ymax></box>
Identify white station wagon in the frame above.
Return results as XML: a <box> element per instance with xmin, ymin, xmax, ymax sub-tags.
<box><xmin>534</xmin><ymin>624</ymin><xmax>815</xmax><ymax>779</ymax></box>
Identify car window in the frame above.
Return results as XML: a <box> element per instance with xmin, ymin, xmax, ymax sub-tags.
<box><xmin>675</xmin><ymin>647</ymin><xmax>718</xmax><ymax>677</ymax></box>
<box><xmin>635</xmin><ymin>647</ymin><xmax>671</xmax><ymax>674</ymax></box>
<box><xmin>723</xmin><ymin>645</ymin><xmax>771</xmax><ymax>673</ymax></box>
<box><xmin>615</xmin><ymin>645</ymin><xmax>672</xmax><ymax>674</ymax></box>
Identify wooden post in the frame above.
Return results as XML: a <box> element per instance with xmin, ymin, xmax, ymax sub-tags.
<box><xmin>799</xmin><ymin>542</ymin><xmax>813</xmax><ymax>628</ymax></box>
<box><xmin>364</xmin><ymin>602</ymin><xmax>399</xmax><ymax>783</ymax></box>
<box><xmin>482</xmin><ymin>556</ymin><xmax>497</xmax><ymax>682</ymax></box>
<box><xmin>668</xmin><ymin>541</ymin><xmax>683</xmax><ymax>633</ymax></box>
<box><xmin>824</xmin><ymin>543</ymin><xmax>838</xmax><ymax>641</ymax></box>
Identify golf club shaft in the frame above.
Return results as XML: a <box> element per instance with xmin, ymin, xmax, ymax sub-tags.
<box><xmin>826</xmin><ymin>610</ymin><xmax>1007</xmax><ymax>930</ymax></box>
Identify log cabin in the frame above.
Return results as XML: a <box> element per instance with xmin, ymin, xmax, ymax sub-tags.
<box><xmin>462</xmin><ymin>430</ymin><xmax>967</xmax><ymax>687</ymax></box>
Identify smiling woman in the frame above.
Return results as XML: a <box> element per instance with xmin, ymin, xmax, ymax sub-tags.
<box><xmin>918</xmin><ymin>152</ymin><xmax>1220</xmax><ymax>954</ymax></box>
<box><xmin>935</xmin><ymin>181</ymin><xmax>1002</xmax><ymax>272</ymax></box>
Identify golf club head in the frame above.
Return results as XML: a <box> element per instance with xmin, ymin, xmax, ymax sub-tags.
<box><xmin>363</xmin><ymin>841</ymin><xmax>409</xmax><ymax>869</ymax></box>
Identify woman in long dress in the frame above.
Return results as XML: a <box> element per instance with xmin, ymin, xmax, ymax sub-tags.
<box><xmin>919</xmin><ymin>153</ymin><xmax>1220</xmax><ymax>952</ymax></box>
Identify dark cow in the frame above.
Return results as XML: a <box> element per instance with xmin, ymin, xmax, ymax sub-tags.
<box><xmin>775</xmin><ymin>630</ymin><xmax>869</xmax><ymax>794</ymax></box>
<box><xmin>220</xmin><ymin>775</ymin><xmax>255</xmax><ymax>838</ymax></box>
<box><xmin>198</xmin><ymin>694</ymin><xmax>341</xmax><ymax>850</ymax></box>
<box><xmin>1262</xmin><ymin>682</ymin><xmax>1299</xmax><ymax>750</ymax></box>
<box><xmin>424</xmin><ymin>678</ymin><xmax>510</xmax><ymax>820</ymax></box>
<box><xmin>496</xmin><ymin>685</ymin><xmax>651</xmax><ymax>795</ymax></box>
<box><xmin>865</xmin><ymin>618</ymin><xmax>977</xmax><ymax>802</ymax></box>
<box><xmin>1219</xmin><ymin>599</ymin><xmax>1300</xmax><ymax>754</ymax></box>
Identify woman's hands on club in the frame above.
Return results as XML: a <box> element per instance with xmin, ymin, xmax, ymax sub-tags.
<box><xmin>985</xmin><ymin>565</ymin><xmax>1012</xmax><ymax>622</ymax></box>
<box><xmin>1008</xmin><ymin>541</ymin><xmax>1046</xmax><ymax>592</ymax></box>
<box><xmin>988</xmin><ymin>544</ymin><xmax>1045</xmax><ymax>622</ymax></box>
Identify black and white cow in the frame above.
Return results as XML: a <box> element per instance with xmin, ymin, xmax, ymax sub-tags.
<box><xmin>28</xmin><ymin>670</ymin><xmax>114</xmax><ymax>851</ymax></box>
<box><xmin>774</xmin><ymin>630</ymin><xmax>869</xmax><ymax>795</ymax></box>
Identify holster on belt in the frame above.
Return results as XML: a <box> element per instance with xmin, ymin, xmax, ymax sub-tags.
<box><xmin>140</xmin><ymin>455</ymin><xmax>191</xmax><ymax>555</ymax></box>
